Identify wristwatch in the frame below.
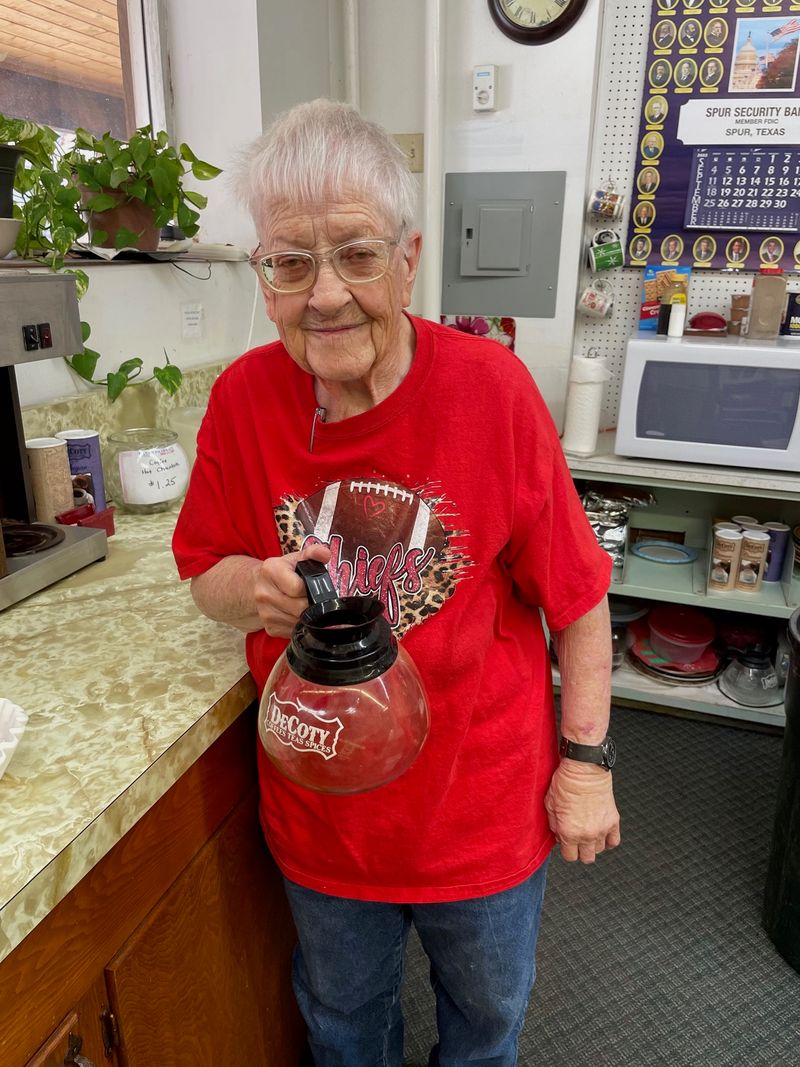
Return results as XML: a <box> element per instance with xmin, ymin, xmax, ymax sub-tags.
<box><xmin>559</xmin><ymin>735</ymin><xmax>617</xmax><ymax>770</ymax></box>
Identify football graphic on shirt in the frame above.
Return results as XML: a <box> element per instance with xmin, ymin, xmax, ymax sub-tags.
<box><xmin>274</xmin><ymin>478</ymin><xmax>469</xmax><ymax>635</ymax></box>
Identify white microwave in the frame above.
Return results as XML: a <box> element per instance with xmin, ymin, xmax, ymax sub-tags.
<box><xmin>616</xmin><ymin>333</ymin><xmax>800</xmax><ymax>472</ymax></box>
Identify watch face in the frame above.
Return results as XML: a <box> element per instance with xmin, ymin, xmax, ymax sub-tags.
<box><xmin>604</xmin><ymin>736</ymin><xmax>617</xmax><ymax>769</ymax></box>
<box><xmin>489</xmin><ymin>0</ymin><xmax>589</xmax><ymax>42</ymax></box>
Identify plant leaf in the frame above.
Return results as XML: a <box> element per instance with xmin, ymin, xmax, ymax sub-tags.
<box><xmin>117</xmin><ymin>357</ymin><xmax>144</xmax><ymax>378</ymax></box>
<box><xmin>126</xmin><ymin>179</ymin><xmax>147</xmax><ymax>200</ymax></box>
<box><xmin>74</xmin><ymin>128</ymin><xmax>96</xmax><ymax>149</ymax></box>
<box><xmin>80</xmin><ymin>319</ymin><xmax>92</xmax><ymax>341</ymax></box>
<box><xmin>90</xmin><ymin>229</ymin><xmax>108</xmax><ymax>246</ymax></box>
<box><xmin>84</xmin><ymin>192</ymin><xmax>119</xmax><ymax>212</ymax></box>
<box><xmin>114</xmin><ymin>226</ymin><xmax>141</xmax><ymax>249</ymax></box>
<box><xmin>184</xmin><ymin>190</ymin><xmax>207</xmax><ymax>209</ymax></box>
<box><xmin>191</xmin><ymin>160</ymin><xmax>222</xmax><ymax>180</ymax></box>
<box><xmin>66</xmin><ymin>348</ymin><xmax>100</xmax><ymax>381</ymax></box>
<box><xmin>106</xmin><ymin>371</ymin><xmax>129</xmax><ymax>401</ymax></box>
<box><xmin>109</xmin><ymin>167</ymin><xmax>130</xmax><ymax>189</ymax></box>
<box><xmin>153</xmin><ymin>363</ymin><xmax>183</xmax><ymax>395</ymax></box>
<box><xmin>65</xmin><ymin>271</ymin><xmax>90</xmax><ymax>299</ymax></box>
<box><xmin>50</xmin><ymin>224</ymin><xmax>73</xmax><ymax>253</ymax></box>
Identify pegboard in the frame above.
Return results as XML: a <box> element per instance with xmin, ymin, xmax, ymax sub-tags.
<box><xmin>573</xmin><ymin>0</ymin><xmax>794</xmax><ymax>428</ymax></box>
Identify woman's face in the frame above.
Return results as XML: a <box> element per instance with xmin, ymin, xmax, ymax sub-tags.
<box><xmin>258</xmin><ymin>199</ymin><xmax>422</xmax><ymax>385</ymax></box>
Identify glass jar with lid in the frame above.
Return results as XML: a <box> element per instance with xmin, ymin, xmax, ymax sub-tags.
<box><xmin>105</xmin><ymin>427</ymin><xmax>189</xmax><ymax>514</ymax></box>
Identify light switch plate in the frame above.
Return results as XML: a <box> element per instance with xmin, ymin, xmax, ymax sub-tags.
<box><xmin>393</xmin><ymin>133</ymin><xmax>424</xmax><ymax>173</ymax></box>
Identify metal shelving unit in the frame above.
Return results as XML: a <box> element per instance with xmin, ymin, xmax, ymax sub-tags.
<box><xmin>564</xmin><ymin>436</ymin><xmax>799</xmax><ymax>725</ymax></box>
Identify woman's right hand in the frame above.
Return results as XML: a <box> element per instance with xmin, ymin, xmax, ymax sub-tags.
<box><xmin>254</xmin><ymin>542</ymin><xmax>332</xmax><ymax>638</ymax></box>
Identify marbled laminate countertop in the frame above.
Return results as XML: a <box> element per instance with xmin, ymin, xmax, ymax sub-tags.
<box><xmin>0</xmin><ymin>510</ymin><xmax>254</xmax><ymax>965</ymax></box>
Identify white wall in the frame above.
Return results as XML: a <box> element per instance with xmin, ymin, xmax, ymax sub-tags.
<box><xmin>18</xmin><ymin>0</ymin><xmax>602</xmax><ymax>422</ymax></box>
<box><xmin>165</xmin><ymin>0</ymin><xmax>264</xmax><ymax>249</ymax></box>
<box><xmin>14</xmin><ymin>261</ymin><xmax>274</xmax><ymax>403</ymax></box>
<box><xmin>359</xmin><ymin>0</ymin><xmax>602</xmax><ymax>424</ymax></box>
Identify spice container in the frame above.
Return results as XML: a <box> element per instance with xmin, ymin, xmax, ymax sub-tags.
<box><xmin>734</xmin><ymin>529</ymin><xmax>770</xmax><ymax>592</ymax></box>
<box><xmin>707</xmin><ymin>527</ymin><xmax>743</xmax><ymax>593</ymax></box>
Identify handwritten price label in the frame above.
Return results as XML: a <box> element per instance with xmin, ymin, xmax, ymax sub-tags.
<box><xmin>117</xmin><ymin>443</ymin><xmax>189</xmax><ymax>505</ymax></box>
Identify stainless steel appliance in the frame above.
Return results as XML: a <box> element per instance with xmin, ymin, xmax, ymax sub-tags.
<box><xmin>0</xmin><ymin>274</ymin><xmax>107</xmax><ymax>611</ymax></box>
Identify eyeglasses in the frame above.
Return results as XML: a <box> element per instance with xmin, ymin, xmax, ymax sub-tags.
<box><xmin>250</xmin><ymin>233</ymin><xmax>403</xmax><ymax>294</ymax></box>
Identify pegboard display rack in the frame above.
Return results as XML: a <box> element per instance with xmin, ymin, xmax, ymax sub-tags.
<box><xmin>564</xmin><ymin>1</ymin><xmax>800</xmax><ymax>723</ymax></box>
<box><xmin>573</xmin><ymin>0</ymin><xmax>799</xmax><ymax>431</ymax></box>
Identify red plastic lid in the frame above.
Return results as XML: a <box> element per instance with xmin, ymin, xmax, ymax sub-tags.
<box><xmin>648</xmin><ymin>605</ymin><xmax>716</xmax><ymax>644</ymax></box>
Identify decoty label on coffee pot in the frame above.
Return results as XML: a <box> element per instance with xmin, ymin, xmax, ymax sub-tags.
<box><xmin>117</xmin><ymin>443</ymin><xmax>189</xmax><ymax>505</ymax></box>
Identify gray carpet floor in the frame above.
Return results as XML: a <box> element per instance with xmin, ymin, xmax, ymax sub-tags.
<box><xmin>401</xmin><ymin>705</ymin><xmax>800</xmax><ymax>1066</ymax></box>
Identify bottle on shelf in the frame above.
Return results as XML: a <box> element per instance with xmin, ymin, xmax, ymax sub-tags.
<box><xmin>667</xmin><ymin>293</ymin><xmax>687</xmax><ymax>338</ymax></box>
<box><xmin>657</xmin><ymin>277</ymin><xmax>686</xmax><ymax>336</ymax></box>
<box><xmin>747</xmin><ymin>268</ymin><xmax>787</xmax><ymax>340</ymax></box>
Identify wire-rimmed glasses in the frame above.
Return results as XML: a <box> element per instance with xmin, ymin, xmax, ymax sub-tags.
<box><xmin>250</xmin><ymin>233</ymin><xmax>403</xmax><ymax>294</ymax></box>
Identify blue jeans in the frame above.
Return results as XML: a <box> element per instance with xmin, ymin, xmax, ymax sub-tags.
<box><xmin>283</xmin><ymin>861</ymin><xmax>549</xmax><ymax>1067</ymax></box>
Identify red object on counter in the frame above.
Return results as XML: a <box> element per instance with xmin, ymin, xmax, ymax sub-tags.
<box><xmin>55</xmin><ymin>503</ymin><xmax>116</xmax><ymax>536</ymax></box>
<box><xmin>55</xmin><ymin>502</ymin><xmax>95</xmax><ymax>524</ymax></box>
<box><xmin>78</xmin><ymin>506</ymin><xmax>116</xmax><ymax>536</ymax></box>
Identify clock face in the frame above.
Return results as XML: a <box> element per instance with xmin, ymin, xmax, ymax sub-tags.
<box><xmin>488</xmin><ymin>0</ymin><xmax>589</xmax><ymax>43</ymax></box>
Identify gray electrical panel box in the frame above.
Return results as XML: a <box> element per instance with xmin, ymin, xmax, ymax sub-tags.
<box><xmin>442</xmin><ymin>171</ymin><xmax>566</xmax><ymax>317</ymax></box>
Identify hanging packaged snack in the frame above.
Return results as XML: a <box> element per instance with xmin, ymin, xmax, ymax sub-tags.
<box><xmin>641</xmin><ymin>265</ymin><xmax>691</xmax><ymax>331</ymax></box>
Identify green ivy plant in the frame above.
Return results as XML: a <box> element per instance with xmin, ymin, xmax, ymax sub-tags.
<box><xmin>1</xmin><ymin>113</ymin><xmax>220</xmax><ymax>401</ymax></box>
<box><xmin>0</xmin><ymin>114</ymin><xmax>88</xmax><ymax>269</ymax></box>
<box><xmin>66</xmin><ymin>124</ymin><xmax>221</xmax><ymax>249</ymax></box>
<box><xmin>65</xmin><ymin>336</ymin><xmax>183</xmax><ymax>402</ymax></box>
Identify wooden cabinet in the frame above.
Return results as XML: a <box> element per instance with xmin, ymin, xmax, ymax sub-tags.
<box><xmin>106</xmin><ymin>789</ymin><xmax>303</xmax><ymax>1065</ymax></box>
<box><xmin>2</xmin><ymin>707</ymin><xmax>306</xmax><ymax>1067</ymax></box>
<box><xmin>24</xmin><ymin>979</ymin><xmax>110</xmax><ymax>1066</ymax></box>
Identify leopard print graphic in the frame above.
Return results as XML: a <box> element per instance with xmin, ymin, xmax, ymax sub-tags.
<box><xmin>274</xmin><ymin>485</ymin><xmax>471</xmax><ymax>637</ymax></box>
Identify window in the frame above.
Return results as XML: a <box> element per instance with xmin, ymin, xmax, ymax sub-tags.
<box><xmin>0</xmin><ymin>0</ymin><xmax>165</xmax><ymax>137</ymax></box>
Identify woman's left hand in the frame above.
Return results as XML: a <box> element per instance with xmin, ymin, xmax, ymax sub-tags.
<box><xmin>544</xmin><ymin>761</ymin><xmax>621</xmax><ymax>864</ymax></box>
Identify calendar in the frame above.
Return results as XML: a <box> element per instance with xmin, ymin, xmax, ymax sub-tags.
<box><xmin>685</xmin><ymin>147</ymin><xmax>800</xmax><ymax>231</ymax></box>
<box><xmin>626</xmin><ymin>2</ymin><xmax>800</xmax><ymax>271</ymax></box>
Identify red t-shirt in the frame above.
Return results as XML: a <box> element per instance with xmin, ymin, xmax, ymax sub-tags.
<box><xmin>172</xmin><ymin>315</ymin><xmax>611</xmax><ymax>903</ymax></box>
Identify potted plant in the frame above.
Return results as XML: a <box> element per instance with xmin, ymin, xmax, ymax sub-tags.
<box><xmin>66</xmin><ymin>124</ymin><xmax>221</xmax><ymax>251</ymax></box>
<box><xmin>0</xmin><ymin>114</ymin><xmax>85</xmax><ymax>263</ymax></box>
<box><xmin>1</xmin><ymin>113</ymin><xmax>220</xmax><ymax>402</ymax></box>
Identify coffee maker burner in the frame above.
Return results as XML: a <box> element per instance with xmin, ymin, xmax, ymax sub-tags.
<box><xmin>2</xmin><ymin>522</ymin><xmax>66</xmax><ymax>557</ymax></box>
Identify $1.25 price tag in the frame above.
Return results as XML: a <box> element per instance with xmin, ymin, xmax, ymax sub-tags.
<box><xmin>118</xmin><ymin>443</ymin><xmax>189</xmax><ymax>505</ymax></box>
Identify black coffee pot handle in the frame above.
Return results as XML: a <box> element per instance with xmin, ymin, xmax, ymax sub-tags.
<box><xmin>296</xmin><ymin>559</ymin><xmax>338</xmax><ymax>606</ymax></box>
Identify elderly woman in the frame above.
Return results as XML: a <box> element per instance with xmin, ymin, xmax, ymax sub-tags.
<box><xmin>173</xmin><ymin>98</ymin><xmax>619</xmax><ymax>1067</ymax></box>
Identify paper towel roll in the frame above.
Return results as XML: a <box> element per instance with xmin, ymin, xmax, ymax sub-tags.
<box><xmin>25</xmin><ymin>437</ymin><xmax>74</xmax><ymax>524</ymax></box>
<box><xmin>561</xmin><ymin>355</ymin><xmax>611</xmax><ymax>456</ymax></box>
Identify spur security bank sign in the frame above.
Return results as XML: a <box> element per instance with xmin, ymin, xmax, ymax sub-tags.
<box><xmin>678</xmin><ymin>100</ymin><xmax>800</xmax><ymax>143</ymax></box>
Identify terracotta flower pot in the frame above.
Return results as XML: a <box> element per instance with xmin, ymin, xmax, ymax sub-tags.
<box><xmin>84</xmin><ymin>188</ymin><xmax>160</xmax><ymax>251</ymax></box>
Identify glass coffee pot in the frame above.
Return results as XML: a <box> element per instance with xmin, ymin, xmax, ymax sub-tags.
<box><xmin>718</xmin><ymin>649</ymin><xmax>783</xmax><ymax>708</ymax></box>
<box><xmin>258</xmin><ymin>561</ymin><xmax>430</xmax><ymax>794</ymax></box>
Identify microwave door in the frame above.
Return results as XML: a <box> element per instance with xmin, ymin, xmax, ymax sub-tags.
<box><xmin>617</xmin><ymin>352</ymin><xmax>800</xmax><ymax>471</ymax></box>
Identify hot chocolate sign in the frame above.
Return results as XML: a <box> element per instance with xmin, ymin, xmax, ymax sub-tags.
<box><xmin>627</xmin><ymin>1</ymin><xmax>800</xmax><ymax>271</ymax></box>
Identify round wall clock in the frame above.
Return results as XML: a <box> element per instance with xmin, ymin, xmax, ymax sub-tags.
<box><xmin>487</xmin><ymin>0</ymin><xmax>590</xmax><ymax>45</ymax></box>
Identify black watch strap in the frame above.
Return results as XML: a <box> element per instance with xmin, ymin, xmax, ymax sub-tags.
<box><xmin>559</xmin><ymin>735</ymin><xmax>617</xmax><ymax>770</ymax></box>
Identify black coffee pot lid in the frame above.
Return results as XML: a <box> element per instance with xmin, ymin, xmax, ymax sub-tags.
<box><xmin>287</xmin><ymin>560</ymin><xmax>398</xmax><ymax>686</ymax></box>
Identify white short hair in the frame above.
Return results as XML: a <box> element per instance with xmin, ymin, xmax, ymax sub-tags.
<box><xmin>232</xmin><ymin>98</ymin><xmax>417</xmax><ymax>242</ymax></box>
